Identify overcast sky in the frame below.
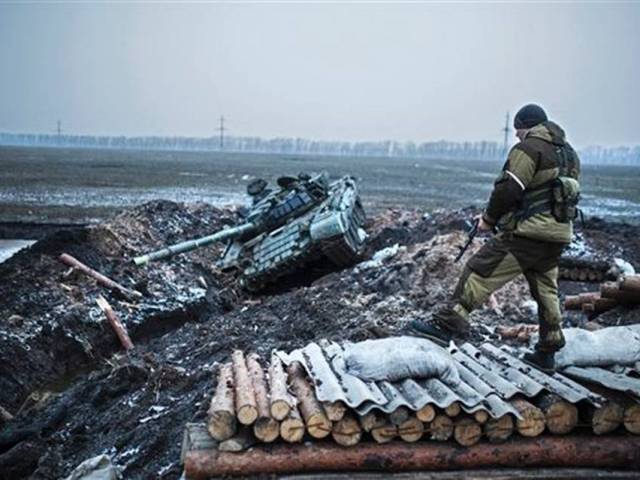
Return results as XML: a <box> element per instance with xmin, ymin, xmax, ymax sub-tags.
<box><xmin>0</xmin><ymin>2</ymin><xmax>638</xmax><ymax>147</ymax></box>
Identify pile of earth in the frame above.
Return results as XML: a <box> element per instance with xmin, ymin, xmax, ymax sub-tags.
<box><xmin>0</xmin><ymin>200</ymin><xmax>638</xmax><ymax>479</ymax></box>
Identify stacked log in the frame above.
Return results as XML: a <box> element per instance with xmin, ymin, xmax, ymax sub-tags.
<box><xmin>370</xmin><ymin>422</ymin><xmax>397</xmax><ymax>443</ymax></box>
<box><xmin>558</xmin><ymin>257</ymin><xmax>611</xmax><ymax>283</ymax></box>
<box><xmin>246</xmin><ymin>354</ymin><xmax>279</xmax><ymax>443</ymax></box>
<box><xmin>207</xmin><ymin>363</ymin><xmax>237</xmax><ymax>441</ymax></box>
<box><xmin>268</xmin><ymin>354</ymin><xmax>294</xmax><ymax>421</ymax></box>
<box><xmin>398</xmin><ymin>416</ymin><xmax>424</xmax><ymax>442</ymax></box>
<box><xmin>624</xmin><ymin>403</ymin><xmax>640</xmax><ymax>435</ymax></box>
<box><xmin>453</xmin><ymin>417</ymin><xmax>483</xmax><ymax>447</ymax></box>
<box><xmin>323</xmin><ymin>401</ymin><xmax>347</xmax><ymax>422</ymax></box>
<box><xmin>536</xmin><ymin>393</ymin><xmax>578</xmax><ymax>435</ymax></box>
<box><xmin>205</xmin><ymin>349</ymin><xmax>640</xmax><ymax>454</ymax></box>
<box><xmin>586</xmin><ymin>401</ymin><xmax>625</xmax><ymax>435</ymax></box>
<box><xmin>511</xmin><ymin>398</ymin><xmax>545</xmax><ymax>437</ymax></box>
<box><xmin>280</xmin><ymin>406</ymin><xmax>305</xmax><ymax>443</ymax></box>
<box><xmin>619</xmin><ymin>274</ymin><xmax>640</xmax><ymax>294</ymax></box>
<box><xmin>331</xmin><ymin>414</ymin><xmax>362</xmax><ymax>446</ymax></box>
<box><xmin>287</xmin><ymin>362</ymin><xmax>332</xmax><ymax>439</ymax></box>
<box><xmin>564</xmin><ymin>275</ymin><xmax>640</xmax><ymax>316</ymax></box>
<box><xmin>484</xmin><ymin>414</ymin><xmax>514</xmax><ymax>443</ymax></box>
<box><xmin>429</xmin><ymin>414</ymin><xmax>454</xmax><ymax>441</ymax></box>
<box><xmin>232</xmin><ymin>351</ymin><xmax>258</xmax><ymax>426</ymax></box>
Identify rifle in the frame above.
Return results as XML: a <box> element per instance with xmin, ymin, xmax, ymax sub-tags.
<box><xmin>455</xmin><ymin>218</ymin><xmax>479</xmax><ymax>263</ymax></box>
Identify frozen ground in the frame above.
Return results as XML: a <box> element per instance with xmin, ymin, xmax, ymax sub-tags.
<box><xmin>0</xmin><ymin>200</ymin><xmax>638</xmax><ymax>479</ymax></box>
<box><xmin>0</xmin><ymin>240</ymin><xmax>35</xmax><ymax>263</ymax></box>
<box><xmin>0</xmin><ymin>146</ymin><xmax>638</xmax><ymax>225</ymax></box>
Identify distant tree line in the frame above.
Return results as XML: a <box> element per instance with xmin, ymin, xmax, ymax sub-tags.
<box><xmin>0</xmin><ymin>132</ymin><xmax>638</xmax><ymax>165</ymax></box>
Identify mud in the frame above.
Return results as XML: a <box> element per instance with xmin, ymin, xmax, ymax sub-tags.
<box><xmin>0</xmin><ymin>201</ymin><xmax>638</xmax><ymax>479</ymax></box>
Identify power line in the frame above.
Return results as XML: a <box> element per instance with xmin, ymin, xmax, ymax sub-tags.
<box><xmin>217</xmin><ymin>116</ymin><xmax>226</xmax><ymax>150</ymax></box>
<box><xmin>502</xmin><ymin>111</ymin><xmax>510</xmax><ymax>155</ymax></box>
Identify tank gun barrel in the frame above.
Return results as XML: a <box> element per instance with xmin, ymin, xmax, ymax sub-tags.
<box><xmin>133</xmin><ymin>223</ymin><xmax>256</xmax><ymax>266</ymax></box>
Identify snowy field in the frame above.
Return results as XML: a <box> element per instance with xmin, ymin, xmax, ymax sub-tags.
<box><xmin>0</xmin><ymin>146</ymin><xmax>638</xmax><ymax>224</ymax></box>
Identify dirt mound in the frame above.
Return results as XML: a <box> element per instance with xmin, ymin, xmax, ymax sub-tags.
<box><xmin>0</xmin><ymin>201</ymin><xmax>237</xmax><ymax>412</ymax></box>
<box><xmin>0</xmin><ymin>201</ymin><xmax>638</xmax><ymax>479</ymax></box>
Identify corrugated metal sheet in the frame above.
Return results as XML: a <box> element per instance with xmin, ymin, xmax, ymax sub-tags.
<box><xmin>278</xmin><ymin>338</ymin><xmax>606</xmax><ymax>420</ymax></box>
<box><xmin>562</xmin><ymin>366</ymin><xmax>640</xmax><ymax>400</ymax></box>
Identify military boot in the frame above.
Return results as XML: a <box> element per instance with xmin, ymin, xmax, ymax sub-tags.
<box><xmin>406</xmin><ymin>306</ymin><xmax>469</xmax><ymax>346</ymax></box>
<box><xmin>405</xmin><ymin>320</ymin><xmax>454</xmax><ymax>346</ymax></box>
<box><xmin>522</xmin><ymin>350</ymin><xmax>556</xmax><ymax>373</ymax></box>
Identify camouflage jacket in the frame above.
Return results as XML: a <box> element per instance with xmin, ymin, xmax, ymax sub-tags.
<box><xmin>482</xmin><ymin>121</ymin><xmax>581</xmax><ymax>244</ymax></box>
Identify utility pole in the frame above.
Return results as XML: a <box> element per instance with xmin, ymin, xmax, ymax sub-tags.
<box><xmin>56</xmin><ymin>120</ymin><xmax>62</xmax><ymax>138</ymax></box>
<box><xmin>502</xmin><ymin>111</ymin><xmax>510</xmax><ymax>155</ymax></box>
<box><xmin>217</xmin><ymin>116</ymin><xmax>226</xmax><ymax>150</ymax></box>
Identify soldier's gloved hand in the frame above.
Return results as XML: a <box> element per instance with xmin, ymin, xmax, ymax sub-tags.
<box><xmin>474</xmin><ymin>214</ymin><xmax>494</xmax><ymax>233</ymax></box>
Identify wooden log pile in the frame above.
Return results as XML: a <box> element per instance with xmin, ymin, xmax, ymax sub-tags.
<box><xmin>558</xmin><ymin>257</ymin><xmax>611</xmax><ymax>283</ymax></box>
<box><xmin>564</xmin><ymin>274</ymin><xmax>640</xmax><ymax>316</ymax></box>
<box><xmin>205</xmin><ymin>350</ymin><xmax>640</xmax><ymax>454</ymax></box>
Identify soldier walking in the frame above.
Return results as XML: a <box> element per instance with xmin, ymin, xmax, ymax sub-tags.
<box><xmin>408</xmin><ymin>104</ymin><xmax>581</xmax><ymax>372</ymax></box>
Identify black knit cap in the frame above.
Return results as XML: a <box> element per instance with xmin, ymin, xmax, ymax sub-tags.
<box><xmin>514</xmin><ymin>104</ymin><xmax>548</xmax><ymax>129</ymax></box>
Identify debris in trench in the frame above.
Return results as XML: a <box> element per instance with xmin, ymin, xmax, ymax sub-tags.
<box><xmin>59</xmin><ymin>253</ymin><xmax>142</xmax><ymax>300</ymax></box>
<box><xmin>96</xmin><ymin>296</ymin><xmax>134</xmax><ymax>351</ymax></box>
<box><xmin>496</xmin><ymin>323</ymin><xmax>538</xmax><ymax>343</ymax></box>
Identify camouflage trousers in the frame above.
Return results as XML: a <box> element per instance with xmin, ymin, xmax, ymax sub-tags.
<box><xmin>437</xmin><ymin>233</ymin><xmax>566</xmax><ymax>352</ymax></box>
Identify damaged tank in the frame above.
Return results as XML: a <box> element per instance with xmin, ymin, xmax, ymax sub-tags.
<box><xmin>133</xmin><ymin>172</ymin><xmax>367</xmax><ymax>291</ymax></box>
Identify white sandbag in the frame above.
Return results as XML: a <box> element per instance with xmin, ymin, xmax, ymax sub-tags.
<box><xmin>555</xmin><ymin>325</ymin><xmax>640</xmax><ymax>368</ymax></box>
<box><xmin>64</xmin><ymin>454</ymin><xmax>122</xmax><ymax>480</ymax></box>
<box><xmin>343</xmin><ymin>336</ymin><xmax>460</xmax><ymax>385</ymax></box>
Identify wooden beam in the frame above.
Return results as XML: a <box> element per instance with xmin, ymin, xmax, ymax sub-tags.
<box><xmin>184</xmin><ymin>436</ymin><xmax>640</xmax><ymax>478</ymax></box>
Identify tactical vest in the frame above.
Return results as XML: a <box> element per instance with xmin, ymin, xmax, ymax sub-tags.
<box><xmin>513</xmin><ymin>134</ymin><xmax>581</xmax><ymax>223</ymax></box>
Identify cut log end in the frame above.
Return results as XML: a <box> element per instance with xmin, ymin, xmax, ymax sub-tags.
<box><xmin>207</xmin><ymin>411</ymin><xmax>237</xmax><ymax>441</ymax></box>
<box><xmin>473</xmin><ymin>410</ymin><xmax>489</xmax><ymax>424</ymax></box>
<box><xmin>360</xmin><ymin>411</ymin><xmax>385</xmax><ymax>433</ymax></box>
<box><xmin>513</xmin><ymin>399</ymin><xmax>545</xmax><ymax>437</ymax></box>
<box><xmin>484</xmin><ymin>415</ymin><xmax>514</xmax><ymax>443</ymax></box>
<box><xmin>592</xmin><ymin>403</ymin><xmax>624</xmax><ymax>435</ymax></box>
<box><xmin>444</xmin><ymin>402</ymin><xmax>461</xmax><ymax>418</ymax></box>
<box><xmin>454</xmin><ymin>418</ymin><xmax>482</xmax><ymax>447</ymax></box>
<box><xmin>430</xmin><ymin>414</ymin><xmax>454</xmax><ymax>441</ymax></box>
<box><xmin>323</xmin><ymin>401</ymin><xmax>347</xmax><ymax>422</ymax></box>
<box><xmin>237</xmin><ymin>405</ymin><xmax>259</xmax><ymax>426</ymax></box>
<box><xmin>389</xmin><ymin>406</ymin><xmax>410</xmax><ymax>426</ymax></box>
<box><xmin>307</xmin><ymin>412</ymin><xmax>332</xmax><ymax>439</ymax></box>
<box><xmin>544</xmin><ymin>401</ymin><xmax>578</xmax><ymax>435</ymax></box>
<box><xmin>624</xmin><ymin>404</ymin><xmax>640</xmax><ymax>435</ymax></box>
<box><xmin>331</xmin><ymin>415</ymin><xmax>362</xmax><ymax>447</ymax></box>
<box><xmin>416</xmin><ymin>404</ymin><xmax>435</xmax><ymax>423</ymax></box>
<box><xmin>371</xmin><ymin>423</ymin><xmax>397</xmax><ymax>444</ymax></box>
<box><xmin>254</xmin><ymin>417</ymin><xmax>280</xmax><ymax>443</ymax></box>
<box><xmin>398</xmin><ymin>417</ymin><xmax>424</xmax><ymax>443</ymax></box>
<box><xmin>271</xmin><ymin>399</ymin><xmax>292</xmax><ymax>421</ymax></box>
<box><xmin>280</xmin><ymin>410</ymin><xmax>305</xmax><ymax>443</ymax></box>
